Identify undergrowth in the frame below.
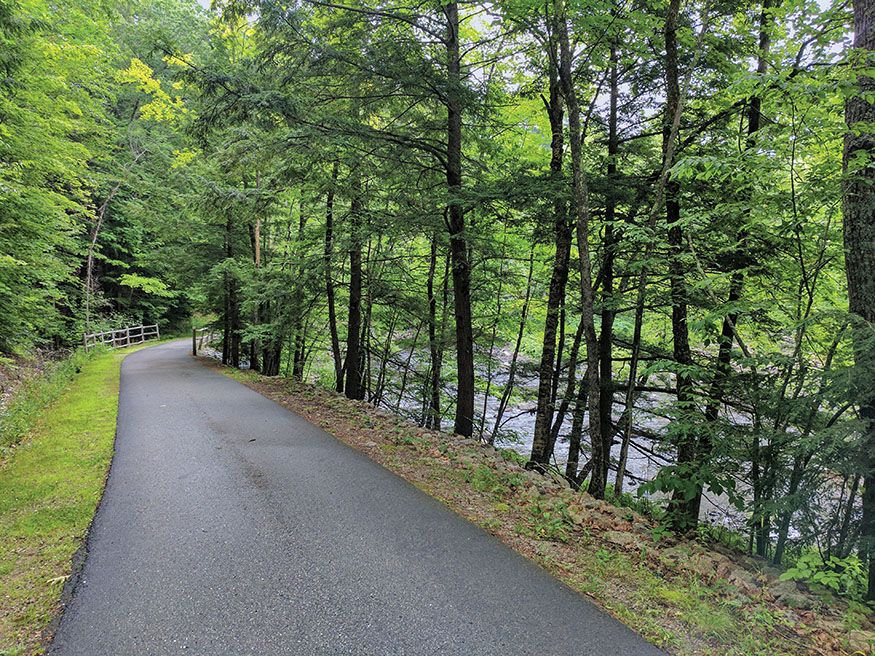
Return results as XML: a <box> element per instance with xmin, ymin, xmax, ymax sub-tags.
<box><xmin>0</xmin><ymin>349</ymin><xmax>94</xmax><ymax>454</ymax></box>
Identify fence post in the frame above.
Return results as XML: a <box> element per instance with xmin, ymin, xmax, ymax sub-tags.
<box><xmin>83</xmin><ymin>333</ymin><xmax>89</xmax><ymax>351</ymax></box>
<box><xmin>156</xmin><ymin>324</ymin><xmax>160</xmax><ymax>341</ymax></box>
<box><xmin>192</xmin><ymin>328</ymin><xmax>197</xmax><ymax>356</ymax></box>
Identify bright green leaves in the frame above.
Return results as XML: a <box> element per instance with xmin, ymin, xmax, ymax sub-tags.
<box><xmin>118</xmin><ymin>58</ymin><xmax>190</xmax><ymax>124</ymax></box>
<box><xmin>0</xmin><ymin>0</ymin><xmax>118</xmax><ymax>350</ymax></box>
<box><xmin>118</xmin><ymin>274</ymin><xmax>177</xmax><ymax>298</ymax></box>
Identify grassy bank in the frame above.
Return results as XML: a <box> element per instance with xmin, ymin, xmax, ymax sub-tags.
<box><xmin>0</xmin><ymin>351</ymin><xmax>91</xmax><ymax>455</ymax></box>
<box><xmin>0</xmin><ymin>343</ymin><xmax>157</xmax><ymax>656</ymax></box>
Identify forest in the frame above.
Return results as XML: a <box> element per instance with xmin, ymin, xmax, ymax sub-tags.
<box><xmin>2</xmin><ymin>0</ymin><xmax>874</xmax><ymax>601</ymax></box>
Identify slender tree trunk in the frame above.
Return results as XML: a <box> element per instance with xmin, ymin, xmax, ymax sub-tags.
<box><xmin>396</xmin><ymin>320</ymin><xmax>423</xmax><ymax>413</ymax></box>
<box><xmin>248</xmin><ymin>173</ymin><xmax>263</xmax><ymax>373</ymax></box>
<box><xmin>549</xmin><ymin>318</ymin><xmax>584</xmax><ymax>445</ymax></box>
<box><xmin>248</xmin><ymin>217</ymin><xmax>261</xmax><ymax>373</ymax></box>
<box><xmin>615</xmin><ymin>0</ymin><xmax>712</xmax><ymax>504</ymax></box>
<box><xmin>601</xmin><ymin>34</ymin><xmax>619</xmax><ymax>494</ymax></box>
<box><xmin>225</xmin><ymin>211</ymin><xmax>241</xmax><ymax>369</ymax></box>
<box><xmin>613</xmin><ymin>370</ymin><xmax>653</xmax><ymax>495</ymax></box>
<box><xmin>426</xmin><ymin>234</ymin><xmax>441</xmax><ymax>429</ymax></box>
<box><xmin>699</xmin><ymin>0</ymin><xmax>778</xmax><ymax>525</ymax></box>
<box><xmin>772</xmin><ymin>325</ymin><xmax>846</xmax><ymax>561</ymax></box>
<box><xmin>773</xmin><ymin>452</ymin><xmax>806</xmax><ymax>563</ymax></box>
<box><xmin>222</xmin><ymin>281</ymin><xmax>230</xmax><ymax>366</ymax></box>
<box><xmin>361</xmin><ymin>261</ymin><xmax>372</xmax><ymax>400</ymax></box>
<box><xmin>373</xmin><ymin>310</ymin><xmax>398</xmax><ymax>406</ymax></box>
<box><xmin>750</xmin><ymin>431</ymin><xmax>768</xmax><ymax>556</ymax></box>
<box><xmin>433</xmin><ymin>259</ymin><xmax>451</xmax><ymax>429</ymax></box>
<box><xmin>839</xmin><ymin>474</ymin><xmax>862</xmax><ymax>559</ymax></box>
<box><xmin>662</xmin><ymin>0</ymin><xmax>698</xmax><ymax>529</ymax></box>
<box><xmin>325</xmin><ymin>162</ymin><xmax>343</xmax><ymax>392</ymax></box>
<box><xmin>445</xmin><ymin>1</ymin><xmax>475</xmax><ymax>437</ymax></box>
<box><xmin>842</xmin><ymin>0</ymin><xmax>875</xmax><ymax>600</ymax></box>
<box><xmin>481</xmin><ymin>226</ymin><xmax>508</xmax><ymax>440</ymax></box>
<box><xmin>344</xmin><ymin>189</ymin><xmax>364</xmax><ymax>400</ymax></box>
<box><xmin>230</xmin><ymin>285</ymin><xmax>240</xmax><ymax>368</ymax></box>
<box><xmin>552</xmin><ymin>307</ymin><xmax>566</xmax><ymax>408</ymax></box>
<box><xmin>292</xmin><ymin>192</ymin><xmax>309</xmax><ymax>381</ymax></box>
<box><xmin>261</xmin><ymin>332</ymin><xmax>282</xmax><ymax>376</ymax></box>
<box><xmin>554</xmin><ymin>0</ymin><xmax>603</xmax><ymax>496</ymax></box>
<box><xmin>84</xmin><ymin>150</ymin><xmax>143</xmax><ymax>329</ymax></box>
<box><xmin>491</xmin><ymin>246</ymin><xmax>535</xmax><ymax>444</ymax></box>
<box><xmin>565</xmin><ymin>376</ymin><xmax>588</xmax><ymax>484</ymax></box>
<box><xmin>530</xmin><ymin>54</ymin><xmax>573</xmax><ymax>469</ymax></box>
<box><xmin>293</xmin><ymin>330</ymin><xmax>306</xmax><ymax>380</ymax></box>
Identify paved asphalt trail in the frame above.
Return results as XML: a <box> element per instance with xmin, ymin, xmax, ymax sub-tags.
<box><xmin>49</xmin><ymin>340</ymin><xmax>665</xmax><ymax>656</ymax></box>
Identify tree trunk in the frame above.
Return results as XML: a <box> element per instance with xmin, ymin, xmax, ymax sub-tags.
<box><xmin>396</xmin><ymin>320</ymin><xmax>423</xmax><ymax>413</ymax></box>
<box><xmin>551</xmin><ymin>307</ymin><xmax>566</xmax><ymax>408</ymax></box>
<box><xmin>601</xmin><ymin>34</ymin><xmax>619</xmax><ymax>494</ymax></box>
<box><xmin>481</xmin><ymin>226</ymin><xmax>508</xmax><ymax>440</ymax></box>
<box><xmin>491</xmin><ymin>246</ymin><xmax>535</xmax><ymax>444</ymax></box>
<box><xmin>614</xmin><ymin>0</ymin><xmax>711</xmax><ymax>504</ymax></box>
<box><xmin>292</xmin><ymin>191</ymin><xmax>309</xmax><ymax>381</ymax></box>
<box><xmin>838</xmin><ymin>474</ymin><xmax>862</xmax><ymax>559</ymax></box>
<box><xmin>248</xmin><ymin>216</ymin><xmax>261</xmax><ymax>374</ymax></box>
<box><xmin>293</xmin><ymin>329</ymin><xmax>306</xmax><ymax>380</ymax></box>
<box><xmin>261</xmin><ymin>336</ymin><xmax>282</xmax><ymax>376</ymax></box>
<box><xmin>225</xmin><ymin>211</ymin><xmax>240</xmax><ymax>369</ymax></box>
<box><xmin>222</xmin><ymin>280</ymin><xmax>230</xmax><ymax>366</ymax></box>
<box><xmin>530</xmin><ymin>52</ymin><xmax>572</xmax><ymax>468</ymax></box>
<box><xmin>842</xmin><ymin>0</ymin><xmax>875</xmax><ymax>600</ymax></box>
<box><xmin>565</xmin><ymin>375</ymin><xmax>588</xmax><ymax>485</ymax></box>
<box><xmin>445</xmin><ymin>1</ymin><xmax>475</xmax><ymax>437</ymax></box>
<box><xmin>344</xmin><ymin>186</ymin><xmax>364</xmax><ymax>399</ymax></box>
<box><xmin>549</xmin><ymin>318</ymin><xmax>584</xmax><ymax>446</ymax></box>
<box><xmin>426</xmin><ymin>253</ymin><xmax>451</xmax><ymax>430</ymax></box>
<box><xmin>426</xmin><ymin>234</ymin><xmax>441</xmax><ymax>429</ymax></box>
<box><xmin>84</xmin><ymin>151</ymin><xmax>143</xmax><ymax>329</ymax></box>
<box><xmin>554</xmin><ymin>0</ymin><xmax>603</xmax><ymax>497</ymax></box>
<box><xmin>361</xmin><ymin>254</ymin><xmax>372</xmax><ymax>400</ymax></box>
<box><xmin>325</xmin><ymin>162</ymin><xmax>343</xmax><ymax>392</ymax></box>
<box><xmin>773</xmin><ymin>451</ymin><xmax>806</xmax><ymax>563</ymax></box>
<box><xmin>663</xmin><ymin>0</ymin><xmax>698</xmax><ymax>530</ymax></box>
<box><xmin>248</xmin><ymin>173</ymin><xmax>263</xmax><ymax>373</ymax></box>
<box><xmin>699</xmin><ymin>0</ymin><xmax>778</xmax><ymax>528</ymax></box>
<box><xmin>373</xmin><ymin>309</ymin><xmax>398</xmax><ymax>406</ymax></box>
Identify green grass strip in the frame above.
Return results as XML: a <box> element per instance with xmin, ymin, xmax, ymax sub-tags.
<box><xmin>0</xmin><ymin>343</ymin><xmax>157</xmax><ymax>656</ymax></box>
<box><xmin>1</xmin><ymin>351</ymin><xmax>91</xmax><ymax>453</ymax></box>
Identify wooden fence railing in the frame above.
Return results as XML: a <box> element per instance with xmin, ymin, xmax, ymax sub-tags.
<box><xmin>192</xmin><ymin>327</ymin><xmax>219</xmax><ymax>356</ymax></box>
<box><xmin>83</xmin><ymin>324</ymin><xmax>160</xmax><ymax>351</ymax></box>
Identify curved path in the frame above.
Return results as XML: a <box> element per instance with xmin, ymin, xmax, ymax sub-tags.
<box><xmin>49</xmin><ymin>340</ymin><xmax>665</xmax><ymax>655</ymax></box>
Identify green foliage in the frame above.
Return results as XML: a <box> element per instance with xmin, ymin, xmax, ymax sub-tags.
<box><xmin>780</xmin><ymin>552</ymin><xmax>868</xmax><ymax>600</ymax></box>
<box><xmin>2</xmin><ymin>0</ymin><xmax>870</xmax><ymax>608</ymax></box>
<box><xmin>528</xmin><ymin>499</ymin><xmax>573</xmax><ymax>542</ymax></box>
<box><xmin>638</xmin><ymin>463</ymin><xmax>745</xmax><ymax>521</ymax></box>
<box><xmin>0</xmin><ymin>0</ymin><xmax>108</xmax><ymax>349</ymax></box>
<box><xmin>499</xmin><ymin>448</ymin><xmax>527</xmax><ymax>467</ymax></box>
<box><xmin>467</xmin><ymin>465</ymin><xmax>504</xmax><ymax>494</ymax></box>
